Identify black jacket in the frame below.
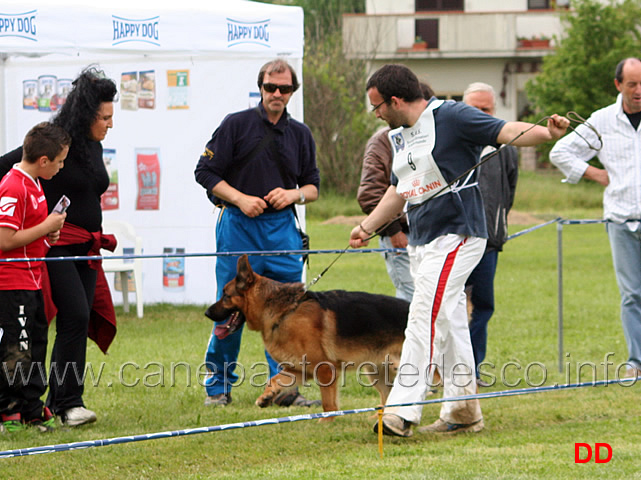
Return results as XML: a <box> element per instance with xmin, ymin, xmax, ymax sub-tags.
<box><xmin>478</xmin><ymin>145</ymin><xmax>518</xmax><ymax>251</ymax></box>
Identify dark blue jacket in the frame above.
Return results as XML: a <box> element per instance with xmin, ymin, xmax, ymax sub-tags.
<box><xmin>194</xmin><ymin>103</ymin><xmax>319</xmax><ymax>214</ymax></box>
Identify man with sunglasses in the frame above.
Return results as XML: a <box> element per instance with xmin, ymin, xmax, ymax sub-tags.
<box><xmin>551</xmin><ymin>57</ymin><xmax>641</xmax><ymax>380</ymax></box>
<box><xmin>195</xmin><ymin>59</ymin><xmax>320</xmax><ymax>408</ymax></box>
<box><xmin>349</xmin><ymin>64</ymin><xmax>568</xmax><ymax>438</ymax></box>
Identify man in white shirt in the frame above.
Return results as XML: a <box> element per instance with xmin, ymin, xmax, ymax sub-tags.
<box><xmin>550</xmin><ymin>57</ymin><xmax>641</xmax><ymax>379</ymax></box>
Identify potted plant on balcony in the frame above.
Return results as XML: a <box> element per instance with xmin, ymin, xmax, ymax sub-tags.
<box><xmin>530</xmin><ymin>35</ymin><xmax>550</xmax><ymax>48</ymax></box>
<box><xmin>412</xmin><ymin>36</ymin><xmax>428</xmax><ymax>50</ymax></box>
<box><xmin>518</xmin><ymin>35</ymin><xmax>551</xmax><ymax>49</ymax></box>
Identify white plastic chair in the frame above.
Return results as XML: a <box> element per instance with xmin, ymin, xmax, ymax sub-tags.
<box><xmin>101</xmin><ymin>220</ymin><xmax>144</xmax><ymax>318</ymax></box>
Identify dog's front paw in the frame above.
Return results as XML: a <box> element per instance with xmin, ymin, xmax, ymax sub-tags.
<box><xmin>255</xmin><ymin>393</ymin><xmax>275</xmax><ymax>408</ymax></box>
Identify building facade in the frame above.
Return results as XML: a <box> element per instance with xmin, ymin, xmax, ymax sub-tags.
<box><xmin>343</xmin><ymin>0</ymin><xmax>571</xmax><ymax>121</ymax></box>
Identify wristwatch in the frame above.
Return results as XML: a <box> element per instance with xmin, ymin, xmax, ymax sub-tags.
<box><xmin>296</xmin><ymin>189</ymin><xmax>305</xmax><ymax>205</ymax></box>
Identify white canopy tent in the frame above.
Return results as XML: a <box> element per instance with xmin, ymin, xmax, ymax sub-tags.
<box><xmin>0</xmin><ymin>0</ymin><xmax>305</xmax><ymax>305</ymax></box>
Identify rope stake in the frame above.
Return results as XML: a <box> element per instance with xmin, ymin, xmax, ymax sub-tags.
<box><xmin>377</xmin><ymin>407</ymin><xmax>384</xmax><ymax>458</ymax></box>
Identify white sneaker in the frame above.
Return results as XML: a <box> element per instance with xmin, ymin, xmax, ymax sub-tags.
<box><xmin>62</xmin><ymin>407</ymin><xmax>97</xmax><ymax>427</ymax></box>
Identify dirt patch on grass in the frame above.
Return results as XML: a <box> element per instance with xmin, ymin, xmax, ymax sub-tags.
<box><xmin>321</xmin><ymin>215</ymin><xmax>366</xmax><ymax>226</ymax></box>
<box><xmin>322</xmin><ymin>210</ymin><xmax>543</xmax><ymax>227</ymax></box>
<box><xmin>507</xmin><ymin>210</ymin><xmax>545</xmax><ymax>225</ymax></box>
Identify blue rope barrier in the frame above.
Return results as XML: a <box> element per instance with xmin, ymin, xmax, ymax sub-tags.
<box><xmin>0</xmin><ymin>248</ymin><xmax>401</xmax><ymax>264</ymax></box>
<box><xmin>2</xmin><ymin>217</ymin><xmax>614</xmax><ymax>264</ymax></box>
<box><xmin>506</xmin><ymin>217</ymin><xmax>561</xmax><ymax>241</ymax></box>
<box><xmin>559</xmin><ymin>218</ymin><xmax>607</xmax><ymax>225</ymax></box>
<box><xmin>0</xmin><ymin>376</ymin><xmax>635</xmax><ymax>459</ymax></box>
<box><xmin>1</xmin><ymin>217</ymin><xmax>633</xmax><ymax>265</ymax></box>
<box><xmin>559</xmin><ymin>218</ymin><xmax>641</xmax><ymax>225</ymax></box>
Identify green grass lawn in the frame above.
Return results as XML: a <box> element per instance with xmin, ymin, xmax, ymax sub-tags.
<box><xmin>2</xmin><ymin>172</ymin><xmax>639</xmax><ymax>479</ymax></box>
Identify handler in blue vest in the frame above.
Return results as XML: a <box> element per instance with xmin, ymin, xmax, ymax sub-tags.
<box><xmin>350</xmin><ymin>64</ymin><xmax>569</xmax><ymax>437</ymax></box>
<box><xmin>195</xmin><ymin>59</ymin><xmax>320</xmax><ymax>408</ymax></box>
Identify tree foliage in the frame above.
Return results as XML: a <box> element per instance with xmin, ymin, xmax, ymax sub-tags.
<box><xmin>269</xmin><ymin>0</ymin><xmax>365</xmax><ymax>42</ymax></box>
<box><xmin>264</xmin><ymin>0</ymin><xmax>377</xmax><ymax>194</ymax></box>
<box><xmin>525</xmin><ymin>0</ymin><xmax>641</xmax><ymax>160</ymax></box>
<box><xmin>303</xmin><ymin>33</ymin><xmax>379</xmax><ymax>194</ymax></box>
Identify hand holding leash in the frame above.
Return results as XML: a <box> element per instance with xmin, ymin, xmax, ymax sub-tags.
<box><xmin>349</xmin><ymin>223</ymin><xmax>374</xmax><ymax>248</ymax></box>
<box><xmin>547</xmin><ymin>113</ymin><xmax>570</xmax><ymax>140</ymax></box>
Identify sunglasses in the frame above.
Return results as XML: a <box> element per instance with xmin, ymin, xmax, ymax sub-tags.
<box><xmin>262</xmin><ymin>83</ymin><xmax>294</xmax><ymax>94</ymax></box>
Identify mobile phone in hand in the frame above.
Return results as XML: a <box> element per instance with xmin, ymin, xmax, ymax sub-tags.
<box><xmin>53</xmin><ymin>195</ymin><xmax>70</xmax><ymax>214</ymax></box>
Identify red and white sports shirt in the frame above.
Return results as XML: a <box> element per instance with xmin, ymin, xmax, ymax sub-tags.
<box><xmin>0</xmin><ymin>166</ymin><xmax>48</xmax><ymax>290</ymax></box>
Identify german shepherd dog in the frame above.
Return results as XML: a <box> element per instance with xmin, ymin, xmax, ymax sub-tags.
<box><xmin>205</xmin><ymin>254</ymin><xmax>409</xmax><ymax>419</ymax></box>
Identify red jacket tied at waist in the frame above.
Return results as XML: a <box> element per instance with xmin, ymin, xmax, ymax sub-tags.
<box><xmin>42</xmin><ymin>223</ymin><xmax>118</xmax><ymax>354</ymax></box>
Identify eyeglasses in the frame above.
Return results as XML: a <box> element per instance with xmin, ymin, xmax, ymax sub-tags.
<box><xmin>371</xmin><ymin>99</ymin><xmax>387</xmax><ymax>112</ymax></box>
<box><xmin>262</xmin><ymin>83</ymin><xmax>295</xmax><ymax>94</ymax></box>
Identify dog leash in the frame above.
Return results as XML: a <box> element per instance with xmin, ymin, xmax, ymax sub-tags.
<box><xmin>306</xmin><ymin>113</ymin><xmax>601</xmax><ymax>289</ymax></box>
<box><xmin>306</xmin><ymin>246</ymin><xmax>349</xmax><ymax>289</ymax></box>
<box><xmin>306</xmin><ymin>118</ymin><xmax>551</xmax><ymax>289</ymax></box>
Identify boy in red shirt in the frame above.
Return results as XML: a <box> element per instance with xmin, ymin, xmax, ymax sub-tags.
<box><xmin>0</xmin><ymin>122</ymin><xmax>70</xmax><ymax>433</ymax></box>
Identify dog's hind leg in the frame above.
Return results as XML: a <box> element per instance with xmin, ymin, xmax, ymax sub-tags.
<box><xmin>357</xmin><ymin>362</ymin><xmax>392</xmax><ymax>410</ymax></box>
<box><xmin>365</xmin><ymin>354</ymin><xmax>400</xmax><ymax>411</ymax></box>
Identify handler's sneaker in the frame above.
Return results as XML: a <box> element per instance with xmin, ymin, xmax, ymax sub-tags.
<box><xmin>61</xmin><ymin>407</ymin><xmax>97</xmax><ymax>427</ymax></box>
<box><xmin>373</xmin><ymin>413</ymin><xmax>413</xmax><ymax>437</ymax></box>
<box><xmin>418</xmin><ymin>418</ymin><xmax>484</xmax><ymax>434</ymax></box>
<box><xmin>476</xmin><ymin>378</ymin><xmax>492</xmax><ymax>388</ymax></box>
<box><xmin>625</xmin><ymin>367</ymin><xmax>641</xmax><ymax>379</ymax></box>
<box><xmin>26</xmin><ymin>407</ymin><xmax>56</xmax><ymax>433</ymax></box>
<box><xmin>273</xmin><ymin>390</ymin><xmax>321</xmax><ymax>408</ymax></box>
<box><xmin>1</xmin><ymin>413</ymin><xmax>25</xmax><ymax>433</ymax></box>
<box><xmin>204</xmin><ymin>393</ymin><xmax>232</xmax><ymax>407</ymax></box>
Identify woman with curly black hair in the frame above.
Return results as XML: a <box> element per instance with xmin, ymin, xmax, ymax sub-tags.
<box><xmin>0</xmin><ymin>66</ymin><xmax>118</xmax><ymax>427</ymax></box>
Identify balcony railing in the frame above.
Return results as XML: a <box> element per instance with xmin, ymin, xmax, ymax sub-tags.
<box><xmin>342</xmin><ymin>10</ymin><xmax>562</xmax><ymax>59</ymax></box>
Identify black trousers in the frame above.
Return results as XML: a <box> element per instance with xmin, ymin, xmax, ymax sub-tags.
<box><xmin>45</xmin><ymin>242</ymin><xmax>97</xmax><ymax>415</ymax></box>
<box><xmin>0</xmin><ymin>289</ymin><xmax>48</xmax><ymax>420</ymax></box>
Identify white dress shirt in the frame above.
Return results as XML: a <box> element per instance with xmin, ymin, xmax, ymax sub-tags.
<box><xmin>550</xmin><ymin>94</ymin><xmax>641</xmax><ymax>224</ymax></box>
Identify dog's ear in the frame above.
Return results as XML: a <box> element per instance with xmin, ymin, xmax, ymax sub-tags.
<box><xmin>236</xmin><ymin>254</ymin><xmax>255</xmax><ymax>293</ymax></box>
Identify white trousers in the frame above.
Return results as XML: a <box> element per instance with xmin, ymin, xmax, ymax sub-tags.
<box><xmin>385</xmin><ymin>234</ymin><xmax>486</xmax><ymax>425</ymax></box>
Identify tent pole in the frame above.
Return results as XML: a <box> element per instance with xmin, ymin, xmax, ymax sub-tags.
<box><xmin>0</xmin><ymin>54</ymin><xmax>7</xmax><ymax>154</ymax></box>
